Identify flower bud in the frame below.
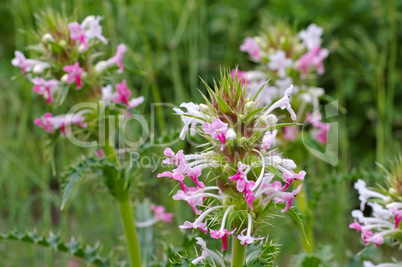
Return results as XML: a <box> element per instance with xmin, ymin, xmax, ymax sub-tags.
<box><xmin>256</xmin><ymin>114</ymin><xmax>278</xmax><ymax>128</ymax></box>
<box><xmin>388</xmin><ymin>188</ymin><xmax>398</xmax><ymax>197</ymax></box>
<box><xmin>282</xmin><ymin>159</ymin><xmax>297</xmax><ymax>170</ymax></box>
<box><xmin>78</xmin><ymin>44</ymin><xmax>87</xmax><ymax>53</ymax></box>
<box><xmin>225</xmin><ymin>128</ymin><xmax>236</xmax><ymax>140</ymax></box>
<box><xmin>59</xmin><ymin>40</ymin><xmax>67</xmax><ymax>47</ymax></box>
<box><xmin>199</xmin><ymin>104</ymin><xmax>212</xmax><ymax>116</ymax></box>
<box><xmin>32</xmin><ymin>62</ymin><xmax>50</xmax><ymax>74</ymax></box>
<box><xmin>42</xmin><ymin>33</ymin><xmax>55</xmax><ymax>43</ymax></box>
<box><xmin>244</xmin><ymin>101</ymin><xmax>255</xmax><ymax>115</ymax></box>
<box><xmin>223</xmin><ymin>164</ymin><xmax>232</xmax><ymax>174</ymax></box>
<box><xmin>95</xmin><ymin>61</ymin><xmax>107</xmax><ymax>73</ymax></box>
<box><xmin>61</xmin><ymin>74</ymin><xmax>68</xmax><ymax>83</ymax></box>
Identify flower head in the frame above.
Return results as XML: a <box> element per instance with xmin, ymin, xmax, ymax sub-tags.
<box><xmin>240</xmin><ymin>37</ymin><xmax>260</xmax><ymax>61</ymax></box>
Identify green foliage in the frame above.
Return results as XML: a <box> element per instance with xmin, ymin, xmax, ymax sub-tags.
<box><xmin>61</xmin><ymin>156</ymin><xmax>126</xmax><ymax>209</ymax></box>
<box><xmin>0</xmin><ymin>230</ymin><xmax>112</xmax><ymax>266</ymax></box>
<box><xmin>245</xmin><ymin>239</ymin><xmax>280</xmax><ymax>267</ymax></box>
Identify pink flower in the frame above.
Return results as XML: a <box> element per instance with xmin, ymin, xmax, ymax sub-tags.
<box><xmin>283</xmin><ymin>126</ymin><xmax>299</xmax><ymax>141</ymax></box>
<box><xmin>294</xmin><ymin>46</ymin><xmax>329</xmax><ymax>78</ymax></box>
<box><xmin>113</xmin><ymin>80</ymin><xmax>131</xmax><ymax>106</ymax></box>
<box><xmin>68</xmin><ymin>22</ymin><xmax>87</xmax><ymax>49</ymax></box>
<box><xmin>237</xmin><ymin>213</ymin><xmax>264</xmax><ymax>245</ymax></box>
<box><xmin>349</xmin><ymin>218</ymin><xmax>362</xmax><ymax>231</ymax></box>
<box><xmin>172</xmin><ymin>190</ymin><xmax>204</xmax><ymax>214</ymax></box>
<box><xmin>202</xmin><ymin>118</ymin><xmax>228</xmax><ymax>150</ymax></box>
<box><xmin>282</xmin><ymin>170</ymin><xmax>306</xmax><ymax>191</ymax></box>
<box><xmin>390</xmin><ymin>208</ymin><xmax>402</xmax><ymax>229</ymax></box>
<box><xmin>111</xmin><ymin>44</ymin><xmax>127</xmax><ymax>73</ymax></box>
<box><xmin>96</xmin><ymin>149</ymin><xmax>105</xmax><ymax>157</ymax></box>
<box><xmin>262</xmin><ymin>129</ymin><xmax>277</xmax><ymax>151</ymax></box>
<box><xmin>231</xmin><ymin>69</ymin><xmax>247</xmax><ymax>86</ymax></box>
<box><xmin>63</xmin><ymin>62</ymin><xmax>84</xmax><ymax>89</ymax></box>
<box><xmin>31</xmin><ymin>77</ymin><xmax>59</xmax><ymax>104</ymax></box>
<box><xmin>11</xmin><ymin>51</ymin><xmax>31</xmax><ymax>74</ymax></box>
<box><xmin>180</xmin><ymin>220</ymin><xmax>208</xmax><ymax>234</ymax></box>
<box><xmin>229</xmin><ymin>164</ymin><xmax>250</xmax><ymax>192</ymax></box>
<box><xmin>243</xmin><ymin>181</ymin><xmax>256</xmax><ymax>210</ymax></box>
<box><xmin>151</xmin><ymin>204</ymin><xmax>173</xmax><ymax>223</ymax></box>
<box><xmin>34</xmin><ymin>112</ymin><xmax>88</xmax><ymax>134</ymax></box>
<box><xmin>306</xmin><ymin>112</ymin><xmax>330</xmax><ymax>144</ymax></box>
<box><xmin>365</xmin><ymin>233</ymin><xmax>384</xmax><ymax>247</ymax></box>
<box><xmin>240</xmin><ymin>37</ymin><xmax>260</xmax><ymax>61</ymax></box>
<box><xmin>210</xmin><ymin>228</ymin><xmax>236</xmax><ymax>251</ymax></box>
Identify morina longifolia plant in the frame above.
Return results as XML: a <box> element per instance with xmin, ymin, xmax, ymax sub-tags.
<box><xmin>158</xmin><ymin>71</ymin><xmax>307</xmax><ymax>266</ymax></box>
<box><xmin>10</xmin><ymin>11</ymin><xmax>172</xmax><ymax>266</ymax></box>
<box><xmin>349</xmin><ymin>157</ymin><xmax>402</xmax><ymax>267</ymax></box>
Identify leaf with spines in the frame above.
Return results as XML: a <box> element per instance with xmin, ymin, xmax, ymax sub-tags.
<box><xmin>61</xmin><ymin>156</ymin><xmax>121</xmax><ymax>209</ymax></box>
<box><xmin>0</xmin><ymin>230</ymin><xmax>113</xmax><ymax>266</ymax></box>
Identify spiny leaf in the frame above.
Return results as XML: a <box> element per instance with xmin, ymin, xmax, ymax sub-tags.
<box><xmin>0</xmin><ymin>230</ymin><xmax>112</xmax><ymax>266</ymax></box>
<box><xmin>60</xmin><ymin>157</ymin><xmax>120</xmax><ymax>209</ymax></box>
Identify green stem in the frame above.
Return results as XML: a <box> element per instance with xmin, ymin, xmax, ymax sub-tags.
<box><xmin>231</xmin><ymin>238</ymin><xmax>246</xmax><ymax>267</ymax></box>
<box><xmin>118</xmin><ymin>198</ymin><xmax>141</xmax><ymax>267</ymax></box>
<box><xmin>294</xmin><ymin>181</ymin><xmax>314</xmax><ymax>252</ymax></box>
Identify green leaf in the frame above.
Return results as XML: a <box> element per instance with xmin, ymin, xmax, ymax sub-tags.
<box><xmin>0</xmin><ymin>230</ymin><xmax>113</xmax><ymax>266</ymax></box>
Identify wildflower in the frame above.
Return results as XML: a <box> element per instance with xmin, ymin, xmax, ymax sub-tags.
<box><xmin>174</xmin><ymin>102</ymin><xmax>208</xmax><ymax>140</ymax></box>
<box><xmin>363</xmin><ymin>261</ymin><xmax>402</xmax><ymax>267</ymax></box>
<box><xmin>31</xmin><ymin>77</ymin><xmax>59</xmax><ymax>104</ymax></box>
<box><xmin>11</xmin><ymin>51</ymin><xmax>49</xmax><ymax>74</ymax></box>
<box><xmin>354</xmin><ymin>179</ymin><xmax>387</xmax><ymax>210</ymax></box>
<box><xmin>81</xmin><ymin>15</ymin><xmax>107</xmax><ymax>44</ymax></box>
<box><xmin>283</xmin><ymin>126</ymin><xmax>299</xmax><ymax>141</ymax></box>
<box><xmin>237</xmin><ymin>213</ymin><xmax>264</xmax><ymax>245</ymax></box>
<box><xmin>63</xmin><ymin>62</ymin><xmax>84</xmax><ymax>89</ymax></box>
<box><xmin>192</xmin><ymin>237</ymin><xmax>225</xmax><ymax>266</ymax></box>
<box><xmin>294</xmin><ymin>46</ymin><xmax>329</xmax><ymax>78</ymax></box>
<box><xmin>202</xmin><ymin>118</ymin><xmax>228</xmax><ymax>151</ymax></box>
<box><xmin>267</xmin><ymin>50</ymin><xmax>293</xmax><ymax>78</ymax></box>
<box><xmin>262</xmin><ymin>129</ymin><xmax>277</xmax><ymax>151</ymax></box>
<box><xmin>209</xmin><ymin>205</ymin><xmax>236</xmax><ymax>251</ymax></box>
<box><xmin>298</xmin><ymin>24</ymin><xmax>324</xmax><ymax>50</ymax></box>
<box><xmin>151</xmin><ymin>204</ymin><xmax>173</xmax><ymax>223</ymax></box>
<box><xmin>68</xmin><ymin>22</ymin><xmax>87</xmax><ymax>49</ymax></box>
<box><xmin>306</xmin><ymin>112</ymin><xmax>330</xmax><ymax>144</ymax></box>
<box><xmin>34</xmin><ymin>111</ymin><xmax>88</xmax><ymax>134</ymax></box>
<box><xmin>240</xmin><ymin>37</ymin><xmax>260</xmax><ymax>61</ymax></box>
<box><xmin>114</xmin><ymin>80</ymin><xmax>131</xmax><ymax>106</ymax></box>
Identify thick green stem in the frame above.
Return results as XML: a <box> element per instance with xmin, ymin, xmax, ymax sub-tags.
<box><xmin>231</xmin><ymin>238</ymin><xmax>246</xmax><ymax>267</ymax></box>
<box><xmin>118</xmin><ymin>198</ymin><xmax>141</xmax><ymax>267</ymax></box>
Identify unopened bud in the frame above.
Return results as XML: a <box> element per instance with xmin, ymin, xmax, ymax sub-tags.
<box><xmin>225</xmin><ymin>128</ymin><xmax>236</xmax><ymax>140</ymax></box>
<box><xmin>282</xmin><ymin>159</ymin><xmax>296</xmax><ymax>170</ymax></box>
<box><xmin>78</xmin><ymin>44</ymin><xmax>87</xmax><ymax>53</ymax></box>
<box><xmin>199</xmin><ymin>104</ymin><xmax>212</xmax><ymax>115</ymax></box>
<box><xmin>223</xmin><ymin>164</ymin><xmax>232</xmax><ymax>174</ymax></box>
<box><xmin>95</xmin><ymin>61</ymin><xmax>107</xmax><ymax>73</ymax></box>
<box><xmin>244</xmin><ymin>101</ymin><xmax>255</xmax><ymax>115</ymax></box>
<box><xmin>59</xmin><ymin>40</ymin><xmax>67</xmax><ymax>47</ymax></box>
<box><xmin>389</xmin><ymin>188</ymin><xmax>398</xmax><ymax>197</ymax></box>
<box><xmin>42</xmin><ymin>33</ymin><xmax>55</xmax><ymax>43</ymax></box>
<box><xmin>256</xmin><ymin>114</ymin><xmax>278</xmax><ymax>128</ymax></box>
<box><xmin>61</xmin><ymin>74</ymin><xmax>68</xmax><ymax>83</ymax></box>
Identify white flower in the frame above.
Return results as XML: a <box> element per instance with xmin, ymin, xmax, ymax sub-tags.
<box><xmin>267</xmin><ymin>50</ymin><xmax>293</xmax><ymax>77</ymax></box>
<box><xmin>173</xmin><ymin>102</ymin><xmax>208</xmax><ymax>140</ymax></box>
<box><xmin>299</xmin><ymin>24</ymin><xmax>323</xmax><ymax>50</ymax></box>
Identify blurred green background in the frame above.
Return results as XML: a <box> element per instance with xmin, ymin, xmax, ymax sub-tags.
<box><xmin>1</xmin><ymin>0</ymin><xmax>401</xmax><ymax>266</ymax></box>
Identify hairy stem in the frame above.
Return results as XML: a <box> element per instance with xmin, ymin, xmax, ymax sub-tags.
<box><xmin>231</xmin><ymin>238</ymin><xmax>246</xmax><ymax>267</ymax></box>
<box><xmin>118</xmin><ymin>198</ymin><xmax>141</xmax><ymax>267</ymax></box>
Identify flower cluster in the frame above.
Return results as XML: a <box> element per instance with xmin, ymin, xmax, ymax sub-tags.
<box><xmin>350</xmin><ymin>178</ymin><xmax>402</xmax><ymax>247</ymax></box>
<box><xmin>12</xmin><ymin>14</ymin><xmax>144</xmax><ymax>136</ymax></box>
<box><xmin>349</xmin><ymin>158</ymin><xmax>402</xmax><ymax>267</ymax></box>
<box><xmin>158</xmin><ymin>72</ymin><xmax>306</xmax><ymax>263</ymax></box>
<box><xmin>235</xmin><ymin>22</ymin><xmax>330</xmax><ymax>145</ymax></box>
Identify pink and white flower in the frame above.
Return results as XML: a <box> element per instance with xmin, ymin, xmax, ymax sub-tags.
<box><xmin>31</xmin><ymin>77</ymin><xmax>59</xmax><ymax>104</ymax></box>
<box><xmin>267</xmin><ymin>50</ymin><xmax>293</xmax><ymax>78</ymax></box>
<box><xmin>202</xmin><ymin>118</ymin><xmax>228</xmax><ymax>150</ymax></box>
<box><xmin>240</xmin><ymin>37</ymin><xmax>260</xmax><ymax>61</ymax></box>
<box><xmin>63</xmin><ymin>62</ymin><xmax>84</xmax><ymax>89</ymax></box>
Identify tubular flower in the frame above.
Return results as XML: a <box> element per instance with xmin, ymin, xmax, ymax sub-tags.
<box><xmin>157</xmin><ymin>71</ymin><xmax>306</xmax><ymax>262</ymax></box>
<box><xmin>34</xmin><ymin>111</ymin><xmax>89</xmax><ymax>134</ymax></box>
<box><xmin>350</xmin><ymin>174</ymin><xmax>402</xmax><ymax>248</ymax></box>
<box><xmin>62</xmin><ymin>62</ymin><xmax>84</xmax><ymax>89</ymax></box>
<box><xmin>240</xmin><ymin>37</ymin><xmax>260</xmax><ymax>61</ymax></box>
<box><xmin>237</xmin><ymin>23</ymin><xmax>330</xmax><ymax>147</ymax></box>
<box><xmin>31</xmin><ymin>77</ymin><xmax>59</xmax><ymax>104</ymax></box>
